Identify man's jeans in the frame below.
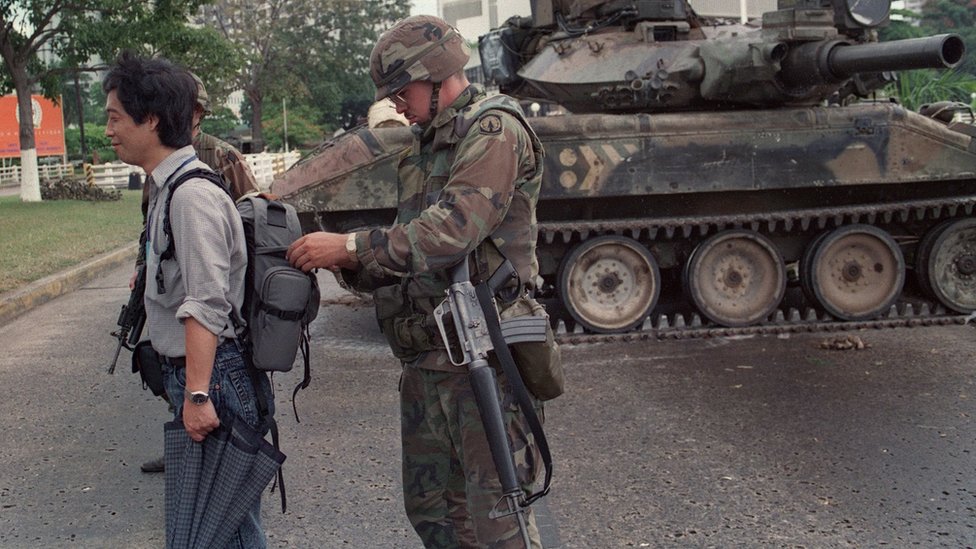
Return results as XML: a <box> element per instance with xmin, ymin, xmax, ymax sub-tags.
<box><xmin>162</xmin><ymin>339</ymin><xmax>274</xmax><ymax>549</ymax></box>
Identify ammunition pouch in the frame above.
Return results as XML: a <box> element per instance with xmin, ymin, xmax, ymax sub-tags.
<box><xmin>131</xmin><ymin>339</ymin><xmax>167</xmax><ymax>397</ymax></box>
<box><xmin>498</xmin><ymin>294</ymin><xmax>564</xmax><ymax>401</ymax></box>
<box><xmin>375</xmin><ymin>284</ymin><xmax>448</xmax><ymax>362</ymax></box>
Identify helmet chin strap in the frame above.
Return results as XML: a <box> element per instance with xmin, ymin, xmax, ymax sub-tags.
<box><xmin>429</xmin><ymin>81</ymin><xmax>441</xmax><ymax>121</ymax></box>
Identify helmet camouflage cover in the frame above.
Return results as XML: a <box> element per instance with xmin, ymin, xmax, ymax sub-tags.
<box><xmin>370</xmin><ymin>15</ymin><xmax>471</xmax><ymax>101</ymax></box>
<box><xmin>189</xmin><ymin>72</ymin><xmax>212</xmax><ymax>115</ymax></box>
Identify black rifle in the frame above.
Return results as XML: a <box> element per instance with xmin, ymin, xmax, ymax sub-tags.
<box><xmin>107</xmin><ymin>264</ymin><xmax>147</xmax><ymax>374</ymax></box>
<box><xmin>432</xmin><ymin>259</ymin><xmax>551</xmax><ymax>549</ymax></box>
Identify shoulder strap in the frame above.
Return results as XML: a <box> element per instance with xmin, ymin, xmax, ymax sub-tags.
<box><xmin>474</xmin><ymin>280</ymin><xmax>553</xmax><ymax>504</ymax></box>
<box><xmin>154</xmin><ymin>168</ymin><xmax>230</xmax><ymax>295</ymax></box>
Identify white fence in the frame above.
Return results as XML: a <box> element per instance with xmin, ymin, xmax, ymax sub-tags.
<box><xmin>243</xmin><ymin>151</ymin><xmax>301</xmax><ymax>190</ymax></box>
<box><xmin>0</xmin><ymin>151</ymin><xmax>302</xmax><ymax>191</ymax></box>
<box><xmin>89</xmin><ymin>151</ymin><xmax>301</xmax><ymax>191</ymax></box>
<box><xmin>0</xmin><ymin>163</ymin><xmax>73</xmax><ymax>185</ymax></box>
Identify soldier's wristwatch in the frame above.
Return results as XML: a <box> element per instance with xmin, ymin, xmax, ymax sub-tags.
<box><xmin>186</xmin><ymin>390</ymin><xmax>210</xmax><ymax>405</ymax></box>
<box><xmin>345</xmin><ymin>232</ymin><xmax>357</xmax><ymax>262</ymax></box>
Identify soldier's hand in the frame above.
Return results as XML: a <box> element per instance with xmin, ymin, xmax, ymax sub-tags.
<box><xmin>287</xmin><ymin>231</ymin><xmax>353</xmax><ymax>272</ymax></box>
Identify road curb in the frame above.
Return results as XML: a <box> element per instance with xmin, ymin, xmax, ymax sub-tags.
<box><xmin>0</xmin><ymin>243</ymin><xmax>138</xmax><ymax>327</ymax></box>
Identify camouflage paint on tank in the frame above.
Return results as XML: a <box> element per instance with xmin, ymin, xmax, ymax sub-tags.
<box><xmin>275</xmin><ymin>103</ymin><xmax>976</xmax><ymax>224</ymax></box>
<box><xmin>273</xmin><ymin>125</ymin><xmax>411</xmax><ymax>231</ymax></box>
<box><xmin>494</xmin><ymin>2</ymin><xmax>963</xmax><ymax>114</ymax></box>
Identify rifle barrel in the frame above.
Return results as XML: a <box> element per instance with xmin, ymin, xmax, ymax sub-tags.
<box><xmin>107</xmin><ymin>339</ymin><xmax>125</xmax><ymax>374</ymax></box>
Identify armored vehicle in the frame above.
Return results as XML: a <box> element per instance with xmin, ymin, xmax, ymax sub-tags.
<box><xmin>273</xmin><ymin>0</ymin><xmax>976</xmax><ymax>341</ymax></box>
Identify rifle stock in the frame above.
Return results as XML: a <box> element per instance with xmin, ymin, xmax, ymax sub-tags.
<box><xmin>107</xmin><ymin>264</ymin><xmax>147</xmax><ymax>374</ymax></box>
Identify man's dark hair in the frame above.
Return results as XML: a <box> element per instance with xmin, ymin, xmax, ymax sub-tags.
<box><xmin>102</xmin><ymin>51</ymin><xmax>196</xmax><ymax>148</ymax></box>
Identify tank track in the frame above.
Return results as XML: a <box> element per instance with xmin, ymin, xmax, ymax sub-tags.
<box><xmin>541</xmin><ymin>194</ymin><xmax>976</xmax><ymax>344</ymax></box>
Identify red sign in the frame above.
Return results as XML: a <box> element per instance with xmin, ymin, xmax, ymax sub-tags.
<box><xmin>0</xmin><ymin>95</ymin><xmax>67</xmax><ymax>158</ymax></box>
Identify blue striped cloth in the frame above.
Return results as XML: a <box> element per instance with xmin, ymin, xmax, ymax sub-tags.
<box><xmin>164</xmin><ymin>416</ymin><xmax>285</xmax><ymax>548</ymax></box>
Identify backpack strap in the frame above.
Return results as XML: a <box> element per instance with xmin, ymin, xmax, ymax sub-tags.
<box><xmin>155</xmin><ymin>168</ymin><xmax>231</xmax><ymax>295</ymax></box>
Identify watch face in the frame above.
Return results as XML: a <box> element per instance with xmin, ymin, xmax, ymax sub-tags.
<box><xmin>188</xmin><ymin>391</ymin><xmax>209</xmax><ymax>404</ymax></box>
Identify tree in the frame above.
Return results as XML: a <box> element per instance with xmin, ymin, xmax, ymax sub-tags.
<box><xmin>262</xmin><ymin>101</ymin><xmax>324</xmax><ymax>151</ymax></box>
<box><xmin>287</xmin><ymin>0</ymin><xmax>410</xmax><ymax>131</ymax></box>
<box><xmin>199</xmin><ymin>0</ymin><xmax>410</xmax><ymax>151</ymax></box>
<box><xmin>0</xmin><ymin>0</ymin><xmax>231</xmax><ymax>202</ymax></box>
<box><xmin>198</xmin><ymin>0</ymin><xmax>299</xmax><ymax>153</ymax></box>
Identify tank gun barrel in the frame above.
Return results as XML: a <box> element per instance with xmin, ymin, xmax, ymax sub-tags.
<box><xmin>781</xmin><ymin>34</ymin><xmax>965</xmax><ymax>89</ymax></box>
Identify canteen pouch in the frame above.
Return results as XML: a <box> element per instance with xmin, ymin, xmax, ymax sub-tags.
<box><xmin>250</xmin><ymin>265</ymin><xmax>316</xmax><ymax>372</ymax></box>
<box><xmin>499</xmin><ymin>295</ymin><xmax>564</xmax><ymax>401</ymax></box>
<box><xmin>132</xmin><ymin>340</ymin><xmax>167</xmax><ymax>397</ymax></box>
<box><xmin>375</xmin><ymin>284</ymin><xmax>446</xmax><ymax>362</ymax></box>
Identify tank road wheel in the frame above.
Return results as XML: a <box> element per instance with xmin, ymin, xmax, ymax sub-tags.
<box><xmin>801</xmin><ymin>224</ymin><xmax>905</xmax><ymax>320</ymax></box>
<box><xmin>683</xmin><ymin>230</ymin><xmax>786</xmax><ymax>327</ymax></box>
<box><xmin>558</xmin><ymin>235</ymin><xmax>660</xmax><ymax>333</ymax></box>
<box><xmin>915</xmin><ymin>218</ymin><xmax>976</xmax><ymax>313</ymax></box>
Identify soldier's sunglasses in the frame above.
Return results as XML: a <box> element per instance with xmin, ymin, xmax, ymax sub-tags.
<box><xmin>390</xmin><ymin>89</ymin><xmax>408</xmax><ymax>107</ymax></box>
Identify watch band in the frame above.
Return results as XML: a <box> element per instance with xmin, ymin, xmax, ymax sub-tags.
<box><xmin>345</xmin><ymin>232</ymin><xmax>358</xmax><ymax>262</ymax></box>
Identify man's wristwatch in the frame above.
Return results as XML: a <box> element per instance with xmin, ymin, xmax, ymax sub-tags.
<box><xmin>345</xmin><ymin>232</ymin><xmax>358</xmax><ymax>262</ymax></box>
<box><xmin>186</xmin><ymin>390</ymin><xmax>210</xmax><ymax>405</ymax></box>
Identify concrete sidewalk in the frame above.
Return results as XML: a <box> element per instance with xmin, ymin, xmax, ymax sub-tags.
<box><xmin>0</xmin><ymin>243</ymin><xmax>138</xmax><ymax>327</ymax></box>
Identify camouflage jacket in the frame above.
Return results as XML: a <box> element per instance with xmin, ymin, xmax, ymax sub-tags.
<box><xmin>353</xmin><ymin>84</ymin><xmax>545</xmax><ymax>370</ymax></box>
<box><xmin>192</xmin><ymin>132</ymin><xmax>259</xmax><ymax>199</ymax></box>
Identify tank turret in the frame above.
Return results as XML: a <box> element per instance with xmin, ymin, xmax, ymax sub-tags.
<box><xmin>478</xmin><ymin>0</ymin><xmax>964</xmax><ymax>113</ymax></box>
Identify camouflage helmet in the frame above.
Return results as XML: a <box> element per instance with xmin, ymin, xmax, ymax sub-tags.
<box><xmin>369</xmin><ymin>15</ymin><xmax>471</xmax><ymax>102</ymax></box>
<box><xmin>189</xmin><ymin>72</ymin><xmax>212</xmax><ymax>115</ymax></box>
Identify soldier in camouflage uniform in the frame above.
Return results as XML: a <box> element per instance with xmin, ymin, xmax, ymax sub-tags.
<box><xmin>136</xmin><ymin>74</ymin><xmax>259</xmax><ymax>474</ymax></box>
<box><xmin>287</xmin><ymin>14</ymin><xmax>547</xmax><ymax>549</ymax></box>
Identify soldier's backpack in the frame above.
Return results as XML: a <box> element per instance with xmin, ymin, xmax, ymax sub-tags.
<box><xmin>158</xmin><ymin>168</ymin><xmax>320</xmax><ymax>409</ymax></box>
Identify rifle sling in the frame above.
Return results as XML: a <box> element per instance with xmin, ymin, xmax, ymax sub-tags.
<box><xmin>474</xmin><ymin>282</ymin><xmax>553</xmax><ymax>505</ymax></box>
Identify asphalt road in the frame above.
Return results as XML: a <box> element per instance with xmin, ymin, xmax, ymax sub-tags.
<box><xmin>1</xmin><ymin>263</ymin><xmax>974</xmax><ymax>548</ymax></box>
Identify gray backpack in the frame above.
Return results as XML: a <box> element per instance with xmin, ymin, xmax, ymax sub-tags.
<box><xmin>162</xmin><ymin>170</ymin><xmax>320</xmax><ymax>408</ymax></box>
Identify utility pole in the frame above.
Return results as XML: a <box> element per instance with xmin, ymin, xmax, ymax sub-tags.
<box><xmin>282</xmin><ymin>97</ymin><xmax>288</xmax><ymax>154</ymax></box>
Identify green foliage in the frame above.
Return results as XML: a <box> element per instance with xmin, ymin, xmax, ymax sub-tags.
<box><xmin>261</xmin><ymin>102</ymin><xmax>325</xmax><ymax>151</ymax></box>
<box><xmin>879</xmin><ymin>1</ymin><xmax>976</xmax><ymax>109</ymax></box>
<box><xmin>200</xmin><ymin>106</ymin><xmax>241</xmax><ymax>140</ymax></box>
<box><xmin>60</xmin><ymin>76</ymin><xmax>109</xmax><ymax>128</ymax></box>
<box><xmin>195</xmin><ymin>0</ymin><xmax>409</xmax><ymax>150</ymax></box>
<box><xmin>0</xmin><ymin>0</ymin><xmax>242</xmax><ymax>201</ymax></box>
<box><xmin>277</xmin><ymin>0</ymin><xmax>411</xmax><ymax>130</ymax></box>
<box><xmin>64</xmin><ymin>125</ymin><xmax>116</xmax><ymax>164</ymax></box>
<box><xmin>0</xmin><ymin>190</ymin><xmax>143</xmax><ymax>294</ymax></box>
<box><xmin>886</xmin><ymin>69</ymin><xmax>976</xmax><ymax>111</ymax></box>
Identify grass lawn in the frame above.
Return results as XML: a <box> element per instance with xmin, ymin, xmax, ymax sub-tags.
<box><xmin>0</xmin><ymin>190</ymin><xmax>143</xmax><ymax>294</ymax></box>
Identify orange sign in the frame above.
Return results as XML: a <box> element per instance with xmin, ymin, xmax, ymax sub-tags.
<box><xmin>0</xmin><ymin>94</ymin><xmax>66</xmax><ymax>158</ymax></box>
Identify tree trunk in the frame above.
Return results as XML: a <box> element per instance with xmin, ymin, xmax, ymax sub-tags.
<box><xmin>12</xmin><ymin>64</ymin><xmax>40</xmax><ymax>202</ymax></box>
<box><xmin>248</xmin><ymin>89</ymin><xmax>264</xmax><ymax>153</ymax></box>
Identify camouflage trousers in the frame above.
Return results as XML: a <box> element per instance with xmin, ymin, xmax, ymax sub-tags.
<box><xmin>400</xmin><ymin>364</ymin><xmax>543</xmax><ymax>548</ymax></box>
